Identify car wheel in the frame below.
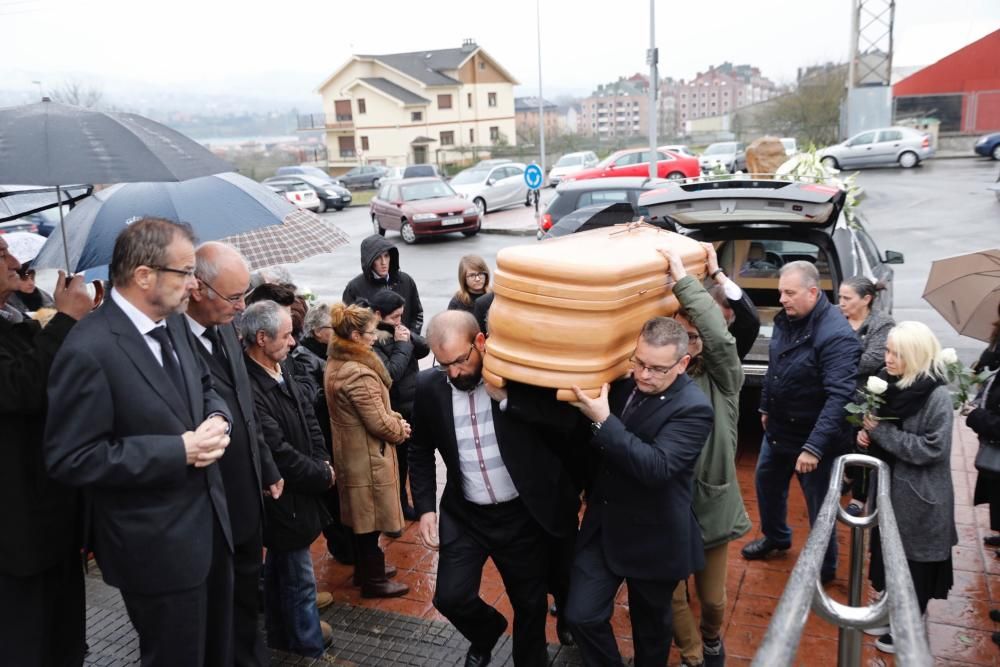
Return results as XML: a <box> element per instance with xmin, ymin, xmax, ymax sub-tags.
<box><xmin>316</xmin><ymin>200</ymin><xmax>327</xmax><ymax>214</ymax></box>
<box><xmin>400</xmin><ymin>221</ymin><xmax>417</xmax><ymax>244</ymax></box>
<box><xmin>898</xmin><ymin>151</ymin><xmax>919</xmax><ymax>169</ymax></box>
<box><xmin>372</xmin><ymin>215</ymin><xmax>385</xmax><ymax>236</ymax></box>
<box><xmin>371</xmin><ymin>178</ymin><xmax>381</xmax><ymax>189</ymax></box>
<box><xmin>992</xmin><ymin>144</ymin><xmax>1000</xmax><ymax>161</ymax></box>
<box><xmin>462</xmin><ymin>219</ymin><xmax>481</xmax><ymax>237</ymax></box>
<box><xmin>820</xmin><ymin>156</ymin><xmax>839</xmax><ymax>170</ymax></box>
<box><xmin>666</xmin><ymin>171</ymin><xmax>684</xmax><ymax>181</ymax></box>
<box><xmin>473</xmin><ymin>197</ymin><xmax>487</xmax><ymax>215</ymax></box>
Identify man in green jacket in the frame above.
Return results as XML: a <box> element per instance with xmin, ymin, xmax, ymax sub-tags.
<box><xmin>661</xmin><ymin>245</ymin><xmax>751</xmax><ymax>667</ymax></box>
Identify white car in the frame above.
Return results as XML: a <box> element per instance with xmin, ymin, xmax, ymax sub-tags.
<box><xmin>658</xmin><ymin>144</ymin><xmax>698</xmax><ymax>158</ymax></box>
<box><xmin>267</xmin><ymin>182</ymin><xmax>320</xmax><ymax>212</ymax></box>
<box><xmin>780</xmin><ymin>138</ymin><xmax>799</xmax><ymax>156</ymax></box>
<box><xmin>818</xmin><ymin>126</ymin><xmax>934</xmax><ymax>169</ymax></box>
<box><xmin>548</xmin><ymin>151</ymin><xmax>599</xmax><ymax>186</ymax></box>
<box><xmin>449</xmin><ymin>162</ymin><xmax>531</xmax><ymax>214</ymax></box>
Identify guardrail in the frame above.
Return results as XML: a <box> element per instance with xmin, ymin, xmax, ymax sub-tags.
<box><xmin>752</xmin><ymin>453</ymin><xmax>931</xmax><ymax>667</ymax></box>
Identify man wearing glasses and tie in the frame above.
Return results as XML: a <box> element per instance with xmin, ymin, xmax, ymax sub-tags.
<box><xmin>565</xmin><ymin>316</ymin><xmax>714</xmax><ymax>667</ymax></box>
<box><xmin>45</xmin><ymin>218</ymin><xmax>236</xmax><ymax>667</ymax></box>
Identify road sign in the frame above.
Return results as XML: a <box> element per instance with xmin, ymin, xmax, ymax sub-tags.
<box><xmin>524</xmin><ymin>164</ymin><xmax>543</xmax><ymax>190</ymax></box>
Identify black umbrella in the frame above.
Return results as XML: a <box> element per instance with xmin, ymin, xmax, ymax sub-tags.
<box><xmin>0</xmin><ymin>99</ymin><xmax>234</xmax><ymax>269</ymax></box>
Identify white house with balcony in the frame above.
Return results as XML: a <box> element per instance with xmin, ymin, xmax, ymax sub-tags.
<box><xmin>306</xmin><ymin>39</ymin><xmax>518</xmax><ymax>172</ymax></box>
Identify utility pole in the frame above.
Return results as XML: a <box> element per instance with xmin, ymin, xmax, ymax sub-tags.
<box><xmin>536</xmin><ymin>0</ymin><xmax>546</xmax><ymax>183</ymax></box>
<box><xmin>647</xmin><ymin>0</ymin><xmax>658</xmax><ymax>180</ymax></box>
<box><xmin>844</xmin><ymin>0</ymin><xmax>895</xmax><ymax>137</ymax></box>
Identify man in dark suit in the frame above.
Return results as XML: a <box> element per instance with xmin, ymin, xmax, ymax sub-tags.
<box><xmin>409</xmin><ymin>310</ymin><xmax>580</xmax><ymax>667</ymax></box>
<box><xmin>186</xmin><ymin>241</ymin><xmax>283</xmax><ymax>667</ymax></box>
<box><xmin>565</xmin><ymin>317</ymin><xmax>714</xmax><ymax>667</ymax></box>
<box><xmin>0</xmin><ymin>237</ymin><xmax>93</xmax><ymax>666</ymax></box>
<box><xmin>45</xmin><ymin>218</ymin><xmax>236</xmax><ymax>667</ymax></box>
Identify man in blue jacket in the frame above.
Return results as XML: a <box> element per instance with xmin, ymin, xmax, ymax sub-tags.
<box><xmin>741</xmin><ymin>261</ymin><xmax>861</xmax><ymax>583</ymax></box>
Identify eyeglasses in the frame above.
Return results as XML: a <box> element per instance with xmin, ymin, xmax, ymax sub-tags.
<box><xmin>466</xmin><ymin>272</ymin><xmax>487</xmax><ymax>280</ymax></box>
<box><xmin>199</xmin><ymin>277</ymin><xmax>251</xmax><ymax>305</ymax></box>
<box><xmin>432</xmin><ymin>344</ymin><xmax>476</xmax><ymax>372</ymax></box>
<box><xmin>628</xmin><ymin>354</ymin><xmax>685</xmax><ymax>378</ymax></box>
<box><xmin>152</xmin><ymin>265</ymin><xmax>196</xmax><ymax>279</ymax></box>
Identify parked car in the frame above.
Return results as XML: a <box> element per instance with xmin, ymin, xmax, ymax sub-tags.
<box><xmin>370</xmin><ymin>177</ymin><xmax>480</xmax><ymax>244</ymax></box>
<box><xmin>402</xmin><ymin>164</ymin><xmax>441</xmax><ymax>179</ymax></box>
<box><xmin>383</xmin><ymin>167</ymin><xmax>405</xmax><ymax>181</ymax></box>
<box><xmin>818</xmin><ymin>126</ymin><xmax>933</xmax><ymax>169</ymax></box>
<box><xmin>699</xmin><ymin>142</ymin><xmax>747</xmax><ymax>173</ymax></box>
<box><xmin>265</xmin><ymin>181</ymin><xmax>321</xmax><ymax>211</ymax></box>
<box><xmin>539</xmin><ymin>201</ymin><xmax>673</xmax><ymax>240</ymax></box>
<box><xmin>639</xmin><ymin>178</ymin><xmax>903</xmax><ymax>385</ymax></box>
<box><xmin>974</xmin><ymin>132</ymin><xmax>1000</xmax><ymax>160</ymax></box>
<box><xmin>275</xmin><ymin>165</ymin><xmax>341</xmax><ymax>185</ymax></box>
<box><xmin>780</xmin><ymin>138</ymin><xmax>799</xmax><ymax>156</ymax></box>
<box><xmin>547</xmin><ymin>151</ymin><xmax>600</xmax><ymax>186</ymax></box>
<box><xmin>449</xmin><ymin>162</ymin><xmax>531</xmax><ymax>214</ymax></box>
<box><xmin>476</xmin><ymin>158</ymin><xmax>514</xmax><ymax>168</ymax></box>
<box><xmin>563</xmin><ymin>147</ymin><xmax>700</xmax><ymax>183</ymax></box>
<box><xmin>658</xmin><ymin>144</ymin><xmax>698</xmax><ymax>158</ymax></box>
<box><xmin>536</xmin><ymin>176</ymin><xmax>670</xmax><ymax>239</ymax></box>
<box><xmin>263</xmin><ymin>175</ymin><xmax>352</xmax><ymax>212</ymax></box>
<box><xmin>0</xmin><ymin>219</ymin><xmax>39</xmax><ymax>234</ymax></box>
<box><xmin>337</xmin><ymin>165</ymin><xmax>389</xmax><ymax>189</ymax></box>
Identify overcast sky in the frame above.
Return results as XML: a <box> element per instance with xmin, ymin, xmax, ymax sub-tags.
<box><xmin>2</xmin><ymin>0</ymin><xmax>998</xmax><ymax>101</ymax></box>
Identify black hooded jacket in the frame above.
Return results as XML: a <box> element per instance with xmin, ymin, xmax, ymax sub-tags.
<box><xmin>342</xmin><ymin>235</ymin><xmax>424</xmax><ymax>333</ymax></box>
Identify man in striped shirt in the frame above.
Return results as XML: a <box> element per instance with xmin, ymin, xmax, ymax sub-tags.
<box><xmin>409</xmin><ymin>311</ymin><xmax>580</xmax><ymax>667</ymax></box>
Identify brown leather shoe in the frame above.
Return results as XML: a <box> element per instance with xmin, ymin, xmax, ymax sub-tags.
<box><xmin>316</xmin><ymin>591</ymin><xmax>334</xmax><ymax>610</ymax></box>
<box><xmin>360</xmin><ymin>578</ymin><xmax>409</xmax><ymax>599</ymax></box>
<box><xmin>352</xmin><ymin>563</ymin><xmax>397</xmax><ymax>587</ymax></box>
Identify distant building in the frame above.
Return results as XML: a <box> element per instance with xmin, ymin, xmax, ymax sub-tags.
<box><xmin>514</xmin><ymin>96</ymin><xmax>559</xmax><ymax>141</ymax></box>
<box><xmin>557</xmin><ymin>103</ymin><xmax>581</xmax><ymax>135</ymax></box>
<box><xmin>308</xmin><ymin>39</ymin><xmax>518</xmax><ymax>170</ymax></box>
<box><xmin>676</xmin><ymin>62</ymin><xmax>781</xmax><ymax>135</ymax></box>
<box><xmin>579</xmin><ymin>75</ymin><xmax>651</xmax><ymax>139</ymax></box>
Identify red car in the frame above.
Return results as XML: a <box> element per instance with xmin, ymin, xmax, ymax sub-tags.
<box><xmin>563</xmin><ymin>147</ymin><xmax>700</xmax><ymax>183</ymax></box>
<box><xmin>370</xmin><ymin>177</ymin><xmax>481</xmax><ymax>244</ymax></box>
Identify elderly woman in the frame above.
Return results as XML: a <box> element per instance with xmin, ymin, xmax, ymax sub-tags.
<box><xmin>324</xmin><ymin>302</ymin><xmax>411</xmax><ymax>598</ymax></box>
<box><xmin>661</xmin><ymin>245</ymin><xmax>750</xmax><ymax>667</ymax></box>
<box><xmin>858</xmin><ymin>321</ymin><xmax>956</xmax><ymax>654</ymax></box>
<box><xmin>447</xmin><ymin>254</ymin><xmax>491</xmax><ymax>314</ymax></box>
<box><xmin>838</xmin><ymin>276</ymin><xmax>894</xmax><ymax>515</ymax></box>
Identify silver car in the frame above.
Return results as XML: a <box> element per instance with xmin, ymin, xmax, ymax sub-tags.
<box><xmin>547</xmin><ymin>151</ymin><xmax>599</xmax><ymax>186</ymax></box>
<box><xmin>819</xmin><ymin>126</ymin><xmax>934</xmax><ymax>170</ymax></box>
<box><xmin>699</xmin><ymin>142</ymin><xmax>746</xmax><ymax>173</ymax></box>
<box><xmin>449</xmin><ymin>162</ymin><xmax>531</xmax><ymax>214</ymax></box>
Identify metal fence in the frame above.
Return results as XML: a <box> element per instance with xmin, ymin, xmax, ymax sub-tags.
<box><xmin>752</xmin><ymin>453</ymin><xmax>931</xmax><ymax>667</ymax></box>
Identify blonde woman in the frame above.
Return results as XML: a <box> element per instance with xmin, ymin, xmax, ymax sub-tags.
<box><xmin>858</xmin><ymin>321</ymin><xmax>957</xmax><ymax>654</ymax></box>
<box><xmin>447</xmin><ymin>255</ymin><xmax>491</xmax><ymax>314</ymax></box>
<box><xmin>324</xmin><ymin>302</ymin><xmax>411</xmax><ymax>598</ymax></box>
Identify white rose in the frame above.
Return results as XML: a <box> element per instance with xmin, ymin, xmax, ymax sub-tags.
<box><xmin>866</xmin><ymin>376</ymin><xmax>889</xmax><ymax>395</ymax></box>
<box><xmin>940</xmin><ymin>348</ymin><xmax>959</xmax><ymax>365</ymax></box>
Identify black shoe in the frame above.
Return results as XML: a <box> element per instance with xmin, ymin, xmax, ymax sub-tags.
<box><xmin>464</xmin><ymin>648</ymin><xmax>491</xmax><ymax>667</ymax></box>
<box><xmin>702</xmin><ymin>637</ymin><xmax>725</xmax><ymax>667</ymax></box>
<box><xmin>992</xmin><ymin>631</ymin><xmax>1000</xmax><ymax>647</ymax></box>
<box><xmin>741</xmin><ymin>537</ymin><xmax>791</xmax><ymax>561</ymax></box>
<box><xmin>556</xmin><ymin>615</ymin><xmax>574</xmax><ymax>647</ymax></box>
<box><xmin>985</xmin><ymin>535</ymin><xmax>1000</xmax><ymax>547</ymax></box>
<box><xmin>989</xmin><ymin>609</ymin><xmax>1000</xmax><ymax>623</ymax></box>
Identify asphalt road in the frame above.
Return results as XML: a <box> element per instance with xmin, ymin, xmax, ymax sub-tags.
<box><xmin>289</xmin><ymin>157</ymin><xmax>1000</xmax><ymax>363</ymax></box>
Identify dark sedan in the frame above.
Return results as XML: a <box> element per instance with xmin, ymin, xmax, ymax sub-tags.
<box><xmin>337</xmin><ymin>165</ymin><xmax>389</xmax><ymax>190</ymax></box>
<box><xmin>262</xmin><ymin>175</ymin><xmax>352</xmax><ymax>213</ymax></box>
<box><xmin>975</xmin><ymin>132</ymin><xmax>1000</xmax><ymax>160</ymax></box>
<box><xmin>537</xmin><ymin>176</ymin><xmax>671</xmax><ymax>239</ymax></box>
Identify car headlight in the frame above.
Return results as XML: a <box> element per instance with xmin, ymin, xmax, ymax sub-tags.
<box><xmin>463</xmin><ymin>206</ymin><xmax>478</xmax><ymax>216</ymax></box>
<box><xmin>977</xmin><ymin>136</ymin><xmax>988</xmax><ymax>145</ymax></box>
<box><xmin>325</xmin><ymin>189</ymin><xmax>339</xmax><ymax>196</ymax></box>
<box><xmin>412</xmin><ymin>213</ymin><xmax>437</xmax><ymax>222</ymax></box>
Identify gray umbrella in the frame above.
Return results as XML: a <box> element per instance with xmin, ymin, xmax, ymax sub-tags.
<box><xmin>0</xmin><ymin>99</ymin><xmax>234</xmax><ymax>269</ymax></box>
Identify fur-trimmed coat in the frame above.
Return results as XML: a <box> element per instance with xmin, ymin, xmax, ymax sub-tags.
<box><xmin>324</xmin><ymin>334</ymin><xmax>408</xmax><ymax>534</ymax></box>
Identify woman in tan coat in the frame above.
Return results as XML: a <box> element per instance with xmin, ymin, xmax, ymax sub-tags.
<box><xmin>324</xmin><ymin>302</ymin><xmax>411</xmax><ymax>598</ymax></box>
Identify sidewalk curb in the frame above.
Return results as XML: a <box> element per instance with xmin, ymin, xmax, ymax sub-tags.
<box><xmin>481</xmin><ymin>227</ymin><xmax>537</xmax><ymax>237</ymax></box>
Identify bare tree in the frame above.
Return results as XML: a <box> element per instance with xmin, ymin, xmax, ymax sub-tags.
<box><xmin>48</xmin><ymin>81</ymin><xmax>104</xmax><ymax>109</ymax></box>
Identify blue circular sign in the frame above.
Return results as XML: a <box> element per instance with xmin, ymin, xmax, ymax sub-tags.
<box><xmin>524</xmin><ymin>164</ymin><xmax>543</xmax><ymax>189</ymax></box>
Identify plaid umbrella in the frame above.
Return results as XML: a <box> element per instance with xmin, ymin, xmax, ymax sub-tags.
<box><xmin>220</xmin><ymin>208</ymin><xmax>349</xmax><ymax>269</ymax></box>
<box><xmin>923</xmin><ymin>248</ymin><xmax>1000</xmax><ymax>342</ymax></box>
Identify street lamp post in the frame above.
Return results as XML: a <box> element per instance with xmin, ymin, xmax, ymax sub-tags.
<box><xmin>647</xmin><ymin>0</ymin><xmax>658</xmax><ymax>180</ymax></box>
<box><xmin>536</xmin><ymin>0</ymin><xmax>546</xmax><ymax>183</ymax></box>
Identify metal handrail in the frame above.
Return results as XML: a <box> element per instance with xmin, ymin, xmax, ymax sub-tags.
<box><xmin>752</xmin><ymin>453</ymin><xmax>931</xmax><ymax>667</ymax></box>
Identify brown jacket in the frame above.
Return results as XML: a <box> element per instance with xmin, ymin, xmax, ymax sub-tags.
<box><xmin>324</xmin><ymin>334</ymin><xmax>407</xmax><ymax>534</ymax></box>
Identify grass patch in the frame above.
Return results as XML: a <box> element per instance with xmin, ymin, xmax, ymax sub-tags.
<box><xmin>349</xmin><ymin>190</ymin><xmax>375</xmax><ymax>207</ymax></box>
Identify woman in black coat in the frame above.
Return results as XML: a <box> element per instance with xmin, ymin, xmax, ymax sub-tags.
<box><xmin>968</xmin><ymin>308</ymin><xmax>1000</xmax><ymax>546</ymax></box>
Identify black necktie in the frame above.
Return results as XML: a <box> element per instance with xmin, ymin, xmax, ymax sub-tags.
<box><xmin>203</xmin><ymin>325</ymin><xmax>228</xmax><ymax>367</ymax></box>
<box><xmin>620</xmin><ymin>387</ymin><xmax>647</xmax><ymax>422</ymax></box>
<box><xmin>148</xmin><ymin>326</ymin><xmax>187</xmax><ymax>399</ymax></box>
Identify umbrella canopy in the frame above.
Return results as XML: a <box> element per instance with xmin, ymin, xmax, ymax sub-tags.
<box><xmin>923</xmin><ymin>248</ymin><xmax>1000</xmax><ymax>342</ymax></box>
<box><xmin>33</xmin><ymin>172</ymin><xmax>349</xmax><ymax>273</ymax></box>
<box><xmin>0</xmin><ymin>184</ymin><xmax>92</xmax><ymax>223</ymax></box>
<box><xmin>0</xmin><ymin>100</ymin><xmax>234</xmax><ymax>186</ymax></box>
<box><xmin>2</xmin><ymin>231</ymin><xmax>47</xmax><ymax>264</ymax></box>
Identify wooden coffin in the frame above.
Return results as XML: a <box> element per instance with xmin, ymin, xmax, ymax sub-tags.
<box><xmin>483</xmin><ymin>223</ymin><xmax>708</xmax><ymax>400</ymax></box>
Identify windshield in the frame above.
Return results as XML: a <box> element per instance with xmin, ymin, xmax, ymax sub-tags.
<box><xmin>556</xmin><ymin>155</ymin><xmax>583</xmax><ymax>167</ymax></box>
<box><xmin>704</xmin><ymin>143</ymin><xmax>736</xmax><ymax>155</ymax></box>
<box><xmin>450</xmin><ymin>168</ymin><xmax>491</xmax><ymax>185</ymax></box>
<box><xmin>401</xmin><ymin>180</ymin><xmax>455</xmax><ymax>201</ymax></box>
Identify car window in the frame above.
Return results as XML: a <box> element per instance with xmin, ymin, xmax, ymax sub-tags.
<box><xmin>578</xmin><ymin>190</ymin><xmax>630</xmax><ymax>207</ymax></box>
<box><xmin>491</xmin><ymin>167</ymin><xmax>509</xmax><ymax>180</ymax></box>
<box><xmin>849</xmin><ymin>131</ymin><xmax>876</xmax><ymax>146</ymax></box>
<box><xmin>377</xmin><ymin>183</ymin><xmax>390</xmax><ymax>199</ymax></box>
<box><xmin>615</xmin><ymin>153</ymin><xmax>639</xmax><ymax>167</ymax></box>
<box><xmin>878</xmin><ymin>129</ymin><xmax>903</xmax><ymax>142</ymax></box>
<box><xmin>400</xmin><ymin>180</ymin><xmax>455</xmax><ymax>201</ymax></box>
<box><xmin>656</xmin><ymin>151</ymin><xmax>673</xmax><ymax>161</ymax></box>
<box><xmin>857</xmin><ymin>230</ymin><xmax>883</xmax><ymax>268</ymax></box>
<box><xmin>506</xmin><ymin>165</ymin><xmax>524</xmax><ymax>177</ymax></box>
<box><xmin>387</xmin><ymin>185</ymin><xmax>400</xmax><ymax>201</ymax></box>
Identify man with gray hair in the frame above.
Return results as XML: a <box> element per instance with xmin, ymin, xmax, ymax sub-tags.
<box><xmin>242</xmin><ymin>300</ymin><xmax>336</xmax><ymax>658</ymax></box>
<box><xmin>187</xmin><ymin>241</ymin><xmax>282</xmax><ymax>667</ymax></box>
<box><xmin>564</xmin><ymin>316</ymin><xmax>714</xmax><ymax>666</ymax></box>
<box><xmin>741</xmin><ymin>261</ymin><xmax>861</xmax><ymax>585</ymax></box>
<box><xmin>45</xmin><ymin>217</ymin><xmax>235</xmax><ymax>666</ymax></box>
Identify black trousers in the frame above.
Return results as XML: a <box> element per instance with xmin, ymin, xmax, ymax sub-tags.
<box><xmin>433</xmin><ymin>498</ymin><xmax>549</xmax><ymax>667</ymax></box>
<box><xmin>565</xmin><ymin>535</ymin><xmax>677</xmax><ymax>667</ymax></box>
<box><xmin>121</xmin><ymin>520</ymin><xmax>234</xmax><ymax>667</ymax></box>
<box><xmin>233</xmin><ymin>528</ymin><xmax>267</xmax><ymax>667</ymax></box>
<box><xmin>0</xmin><ymin>549</ymin><xmax>86</xmax><ymax>667</ymax></box>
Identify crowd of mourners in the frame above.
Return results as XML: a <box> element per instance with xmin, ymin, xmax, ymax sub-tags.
<box><xmin>2</xmin><ymin>217</ymin><xmax>999</xmax><ymax>667</ymax></box>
